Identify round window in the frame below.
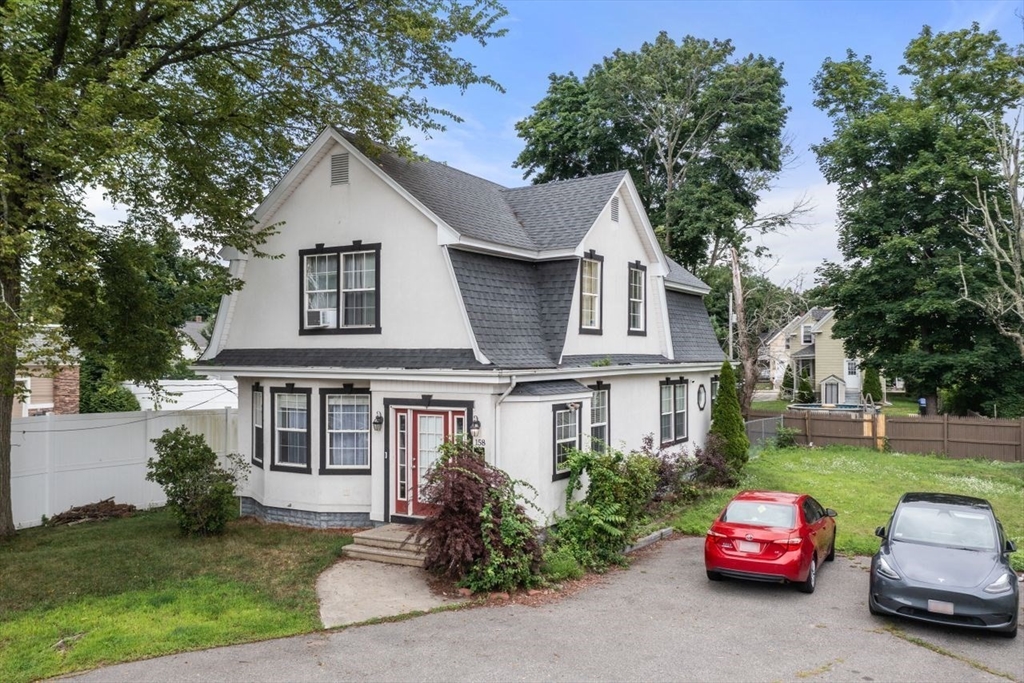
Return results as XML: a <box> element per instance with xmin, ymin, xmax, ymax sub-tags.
<box><xmin>697</xmin><ymin>384</ymin><xmax>707</xmax><ymax>411</ymax></box>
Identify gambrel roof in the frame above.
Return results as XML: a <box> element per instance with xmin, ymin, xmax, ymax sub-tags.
<box><xmin>201</xmin><ymin>128</ymin><xmax>725</xmax><ymax>372</ymax></box>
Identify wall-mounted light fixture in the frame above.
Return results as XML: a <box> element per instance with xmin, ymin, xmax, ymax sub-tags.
<box><xmin>566</xmin><ymin>402</ymin><xmax>580</xmax><ymax>412</ymax></box>
<box><xmin>372</xmin><ymin>411</ymin><xmax>384</xmax><ymax>431</ymax></box>
<box><xmin>470</xmin><ymin>415</ymin><xmax>481</xmax><ymax>439</ymax></box>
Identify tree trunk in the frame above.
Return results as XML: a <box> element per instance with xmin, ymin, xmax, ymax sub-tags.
<box><xmin>731</xmin><ymin>247</ymin><xmax>756</xmax><ymax>417</ymax></box>
<box><xmin>0</xmin><ymin>251</ymin><xmax>21</xmax><ymax>539</ymax></box>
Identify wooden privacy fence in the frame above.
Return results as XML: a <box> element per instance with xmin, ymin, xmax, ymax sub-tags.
<box><xmin>746</xmin><ymin>410</ymin><xmax>1024</xmax><ymax>462</ymax></box>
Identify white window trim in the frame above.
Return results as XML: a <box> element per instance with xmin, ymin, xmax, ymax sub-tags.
<box><xmin>802</xmin><ymin>325</ymin><xmax>813</xmax><ymax>345</ymax></box>
<box><xmin>590</xmin><ymin>387</ymin><xmax>609</xmax><ymax>452</ymax></box>
<box><xmin>554</xmin><ymin>406</ymin><xmax>580</xmax><ymax>475</ymax></box>
<box><xmin>324</xmin><ymin>393</ymin><xmax>371</xmax><ymax>470</ymax></box>
<box><xmin>341</xmin><ymin>251</ymin><xmax>376</xmax><ymax>328</ymax></box>
<box><xmin>252</xmin><ymin>388</ymin><xmax>264</xmax><ymax>466</ymax></box>
<box><xmin>581</xmin><ymin>257</ymin><xmax>602</xmax><ymax>331</ymax></box>
<box><xmin>273</xmin><ymin>391</ymin><xmax>310</xmax><ymax>469</ymax></box>
<box><xmin>628</xmin><ymin>266</ymin><xmax>645</xmax><ymax>332</ymax></box>
<box><xmin>660</xmin><ymin>379</ymin><xmax>688</xmax><ymax>445</ymax></box>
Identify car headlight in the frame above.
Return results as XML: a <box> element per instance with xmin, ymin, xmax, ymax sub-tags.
<box><xmin>984</xmin><ymin>573</ymin><xmax>1014</xmax><ymax>594</ymax></box>
<box><xmin>876</xmin><ymin>557</ymin><xmax>900</xmax><ymax>580</ymax></box>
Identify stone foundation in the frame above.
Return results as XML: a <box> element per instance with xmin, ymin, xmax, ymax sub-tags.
<box><xmin>240</xmin><ymin>497</ymin><xmax>373</xmax><ymax>529</ymax></box>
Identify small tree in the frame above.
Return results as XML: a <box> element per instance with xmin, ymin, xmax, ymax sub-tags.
<box><xmin>781</xmin><ymin>364</ymin><xmax>794</xmax><ymax>399</ymax></box>
<box><xmin>797</xmin><ymin>369</ymin><xmax>816</xmax><ymax>404</ymax></box>
<box><xmin>709</xmin><ymin>361</ymin><xmax>750</xmax><ymax>476</ymax></box>
<box><xmin>147</xmin><ymin>427</ymin><xmax>248</xmax><ymax>536</ymax></box>
<box><xmin>862</xmin><ymin>367</ymin><xmax>883</xmax><ymax>403</ymax></box>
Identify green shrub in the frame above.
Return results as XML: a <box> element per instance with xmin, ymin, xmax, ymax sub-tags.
<box><xmin>780</xmin><ymin>364</ymin><xmax>795</xmax><ymax>399</ymax></box>
<box><xmin>552</xmin><ymin>447</ymin><xmax>658</xmax><ymax>571</ymax></box>
<box><xmin>862</xmin><ymin>367</ymin><xmax>883</xmax><ymax>403</ymax></box>
<box><xmin>417</xmin><ymin>440</ymin><xmax>542</xmax><ymax>592</ymax></box>
<box><xmin>147</xmin><ymin>427</ymin><xmax>248</xmax><ymax>536</ymax></box>
<box><xmin>709</xmin><ymin>361</ymin><xmax>750</xmax><ymax>476</ymax></box>
<box><xmin>774</xmin><ymin>426</ymin><xmax>800</xmax><ymax>449</ymax></box>
<box><xmin>796</xmin><ymin>369</ymin><xmax>816</xmax><ymax>404</ymax></box>
<box><xmin>540</xmin><ymin>546</ymin><xmax>584</xmax><ymax>582</ymax></box>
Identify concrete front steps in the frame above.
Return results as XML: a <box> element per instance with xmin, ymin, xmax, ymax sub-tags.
<box><xmin>341</xmin><ymin>524</ymin><xmax>427</xmax><ymax>567</ymax></box>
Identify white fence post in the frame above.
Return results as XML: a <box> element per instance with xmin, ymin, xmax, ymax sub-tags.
<box><xmin>44</xmin><ymin>412</ymin><xmax>54</xmax><ymax>520</ymax></box>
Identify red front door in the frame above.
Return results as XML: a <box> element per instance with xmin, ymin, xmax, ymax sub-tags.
<box><xmin>394</xmin><ymin>409</ymin><xmax>464</xmax><ymax>517</ymax></box>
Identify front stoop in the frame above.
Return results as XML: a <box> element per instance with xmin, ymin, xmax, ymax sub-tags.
<box><xmin>341</xmin><ymin>524</ymin><xmax>427</xmax><ymax>567</ymax></box>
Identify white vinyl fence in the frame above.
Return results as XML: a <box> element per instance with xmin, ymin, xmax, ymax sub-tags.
<box><xmin>10</xmin><ymin>408</ymin><xmax>237</xmax><ymax>529</ymax></box>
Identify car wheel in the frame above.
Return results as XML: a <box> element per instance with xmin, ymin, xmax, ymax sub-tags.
<box><xmin>798</xmin><ymin>558</ymin><xmax>817</xmax><ymax>594</ymax></box>
<box><xmin>706</xmin><ymin>570</ymin><xmax>723</xmax><ymax>581</ymax></box>
<box><xmin>868</xmin><ymin>592</ymin><xmax>882</xmax><ymax>616</ymax></box>
<box><xmin>826</xmin><ymin>530</ymin><xmax>836</xmax><ymax>562</ymax></box>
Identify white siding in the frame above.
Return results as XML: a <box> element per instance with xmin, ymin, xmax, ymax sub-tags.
<box><xmin>226</xmin><ymin>142</ymin><xmax>472</xmax><ymax>350</ymax></box>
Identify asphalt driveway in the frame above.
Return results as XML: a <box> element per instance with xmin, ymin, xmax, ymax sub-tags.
<box><xmin>69</xmin><ymin>536</ymin><xmax>1023</xmax><ymax>682</ymax></box>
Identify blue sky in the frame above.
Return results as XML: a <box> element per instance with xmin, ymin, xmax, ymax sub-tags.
<box><xmin>409</xmin><ymin>0</ymin><xmax>1024</xmax><ymax>287</ymax></box>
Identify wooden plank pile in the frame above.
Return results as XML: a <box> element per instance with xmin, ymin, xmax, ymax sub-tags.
<box><xmin>47</xmin><ymin>497</ymin><xmax>137</xmax><ymax>526</ymax></box>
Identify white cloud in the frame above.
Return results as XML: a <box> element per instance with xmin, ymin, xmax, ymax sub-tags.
<box><xmin>752</xmin><ymin>182</ymin><xmax>842</xmax><ymax>289</ymax></box>
<box><xmin>82</xmin><ymin>186</ymin><xmax>127</xmax><ymax>226</ymax></box>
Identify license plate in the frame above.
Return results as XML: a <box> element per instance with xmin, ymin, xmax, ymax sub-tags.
<box><xmin>737</xmin><ymin>540</ymin><xmax>760</xmax><ymax>553</ymax></box>
<box><xmin>927</xmin><ymin>600</ymin><xmax>954</xmax><ymax>615</ymax></box>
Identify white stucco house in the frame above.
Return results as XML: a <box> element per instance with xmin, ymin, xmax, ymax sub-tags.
<box><xmin>198</xmin><ymin>127</ymin><xmax>725</xmax><ymax>528</ymax></box>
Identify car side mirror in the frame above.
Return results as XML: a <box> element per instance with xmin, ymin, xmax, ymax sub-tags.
<box><xmin>825</xmin><ymin>508</ymin><xmax>838</xmax><ymax>518</ymax></box>
<box><xmin>1006</xmin><ymin>540</ymin><xmax>1017</xmax><ymax>554</ymax></box>
<box><xmin>875</xmin><ymin>526</ymin><xmax>886</xmax><ymax>539</ymax></box>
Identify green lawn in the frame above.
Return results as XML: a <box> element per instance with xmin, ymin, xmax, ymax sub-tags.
<box><xmin>672</xmin><ymin>445</ymin><xmax>1024</xmax><ymax>570</ymax></box>
<box><xmin>750</xmin><ymin>394</ymin><xmax>919</xmax><ymax>416</ymax></box>
<box><xmin>0</xmin><ymin>509</ymin><xmax>351</xmax><ymax>683</ymax></box>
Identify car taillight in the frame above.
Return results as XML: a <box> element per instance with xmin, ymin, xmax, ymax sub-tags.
<box><xmin>777</xmin><ymin>537</ymin><xmax>802</xmax><ymax>547</ymax></box>
<box><xmin>707</xmin><ymin>529</ymin><xmax>726</xmax><ymax>537</ymax></box>
<box><xmin>706</xmin><ymin>529</ymin><xmax>734</xmax><ymax>548</ymax></box>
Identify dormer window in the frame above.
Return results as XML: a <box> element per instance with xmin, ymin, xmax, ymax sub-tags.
<box><xmin>580</xmin><ymin>250</ymin><xmax>603</xmax><ymax>334</ymax></box>
<box><xmin>299</xmin><ymin>243</ymin><xmax>381</xmax><ymax>334</ymax></box>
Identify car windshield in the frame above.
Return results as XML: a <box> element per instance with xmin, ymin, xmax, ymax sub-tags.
<box><xmin>891</xmin><ymin>504</ymin><xmax>998</xmax><ymax>551</ymax></box>
<box><xmin>722</xmin><ymin>501</ymin><xmax>795</xmax><ymax>528</ymax></box>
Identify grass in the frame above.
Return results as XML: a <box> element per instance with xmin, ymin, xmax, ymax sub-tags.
<box><xmin>750</xmin><ymin>394</ymin><xmax>920</xmax><ymax>416</ymax></box>
<box><xmin>671</xmin><ymin>445</ymin><xmax>1024</xmax><ymax>570</ymax></box>
<box><xmin>0</xmin><ymin>509</ymin><xmax>351</xmax><ymax>683</ymax></box>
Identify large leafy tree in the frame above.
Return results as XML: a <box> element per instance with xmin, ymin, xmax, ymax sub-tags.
<box><xmin>514</xmin><ymin>32</ymin><xmax>789</xmax><ymax>274</ymax></box>
<box><xmin>0</xmin><ymin>0</ymin><xmax>507</xmax><ymax>538</ymax></box>
<box><xmin>813</xmin><ymin>24</ymin><xmax>1024</xmax><ymax>416</ymax></box>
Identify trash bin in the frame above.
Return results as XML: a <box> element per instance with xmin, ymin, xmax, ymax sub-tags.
<box><xmin>918</xmin><ymin>397</ymin><xmax>927</xmax><ymax>416</ymax></box>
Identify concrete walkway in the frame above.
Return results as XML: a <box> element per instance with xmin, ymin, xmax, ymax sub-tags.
<box><xmin>316</xmin><ymin>558</ymin><xmax>465</xmax><ymax>628</ymax></box>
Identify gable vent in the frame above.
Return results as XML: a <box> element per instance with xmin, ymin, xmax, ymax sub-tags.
<box><xmin>611</xmin><ymin>197</ymin><xmax>619</xmax><ymax>222</ymax></box>
<box><xmin>331</xmin><ymin>153</ymin><xmax>350</xmax><ymax>185</ymax></box>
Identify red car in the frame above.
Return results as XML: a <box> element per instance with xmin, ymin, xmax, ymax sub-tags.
<box><xmin>704</xmin><ymin>490</ymin><xmax>838</xmax><ymax>593</ymax></box>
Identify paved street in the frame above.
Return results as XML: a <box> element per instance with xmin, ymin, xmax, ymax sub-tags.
<box><xmin>69</xmin><ymin>536</ymin><xmax>1023</xmax><ymax>682</ymax></box>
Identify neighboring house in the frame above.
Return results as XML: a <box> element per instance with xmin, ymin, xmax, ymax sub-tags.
<box><xmin>179</xmin><ymin>317</ymin><xmax>211</xmax><ymax>361</ymax></box>
<box><xmin>773</xmin><ymin>307</ymin><xmax>866</xmax><ymax>404</ymax></box>
<box><xmin>13</xmin><ymin>333</ymin><xmax>80</xmax><ymax>418</ymax></box>
<box><xmin>198</xmin><ymin>127</ymin><xmax>725</xmax><ymax>528</ymax></box>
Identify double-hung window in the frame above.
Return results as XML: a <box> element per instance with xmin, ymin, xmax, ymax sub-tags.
<box><xmin>659</xmin><ymin>378</ymin><xmax>688</xmax><ymax>445</ymax></box>
<box><xmin>801</xmin><ymin>324</ymin><xmax>813</xmax><ymax>345</ymax></box>
<box><xmin>553</xmin><ymin>404</ymin><xmax>580</xmax><ymax>479</ymax></box>
<box><xmin>321</xmin><ymin>389</ymin><xmax>371</xmax><ymax>474</ymax></box>
<box><xmin>590</xmin><ymin>384</ymin><xmax>610</xmax><ymax>453</ymax></box>
<box><xmin>628</xmin><ymin>263</ymin><xmax>646</xmax><ymax>334</ymax></box>
<box><xmin>252</xmin><ymin>386</ymin><xmax>264</xmax><ymax>467</ymax></box>
<box><xmin>300</xmin><ymin>243</ymin><xmax>381</xmax><ymax>334</ymax></box>
<box><xmin>580</xmin><ymin>251</ymin><xmax>603</xmax><ymax>333</ymax></box>
<box><xmin>272</xmin><ymin>387</ymin><xmax>311</xmax><ymax>472</ymax></box>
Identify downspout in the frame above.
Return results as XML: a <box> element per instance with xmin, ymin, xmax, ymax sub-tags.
<box><xmin>493</xmin><ymin>375</ymin><xmax>518</xmax><ymax>470</ymax></box>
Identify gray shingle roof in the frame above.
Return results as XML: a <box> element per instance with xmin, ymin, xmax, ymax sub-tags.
<box><xmin>448</xmin><ymin>248</ymin><xmax>576</xmax><ymax>369</ymax></box>
<box><xmin>665</xmin><ymin>258</ymin><xmax>710</xmax><ymax>291</ymax></box>
<box><xmin>509</xmin><ymin>379</ymin><xmax>591</xmax><ymax>397</ymax></box>
<box><xmin>345</xmin><ymin>129</ymin><xmax>624</xmax><ymax>253</ymax></box>
<box><xmin>665</xmin><ymin>291</ymin><xmax>726</xmax><ymax>363</ymax></box>
<box><xmin>559</xmin><ymin>354</ymin><xmax>674</xmax><ymax>367</ymax></box>
<box><xmin>198</xmin><ymin>348</ymin><xmax>484</xmax><ymax>370</ymax></box>
<box><xmin>791</xmin><ymin>344</ymin><xmax>816</xmax><ymax>359</ymax></box>
<box><xmin>500</xmin><ymin>172</ymin><xmax>627</xmax><ymax>250</ymax></box>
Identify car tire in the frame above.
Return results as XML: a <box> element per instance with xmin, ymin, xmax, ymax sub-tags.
<box><xmin>826</xmin><ymin>529</ymin><xmax>836</xmax><ymax>561</ymax></box>
<box><xmin>798</xmin><ymin>558</ymin><xmax>817</xmax><ymax>594</ymax></box>
<box><xmin>868</xmin><ymin>593</ymin><xmax>882</xmax><ymax>616</ymax></box>
<box><xmin>706</xmin><ymin>570</ymin><xmax>723</xmax><ymax>581</ymax></box>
